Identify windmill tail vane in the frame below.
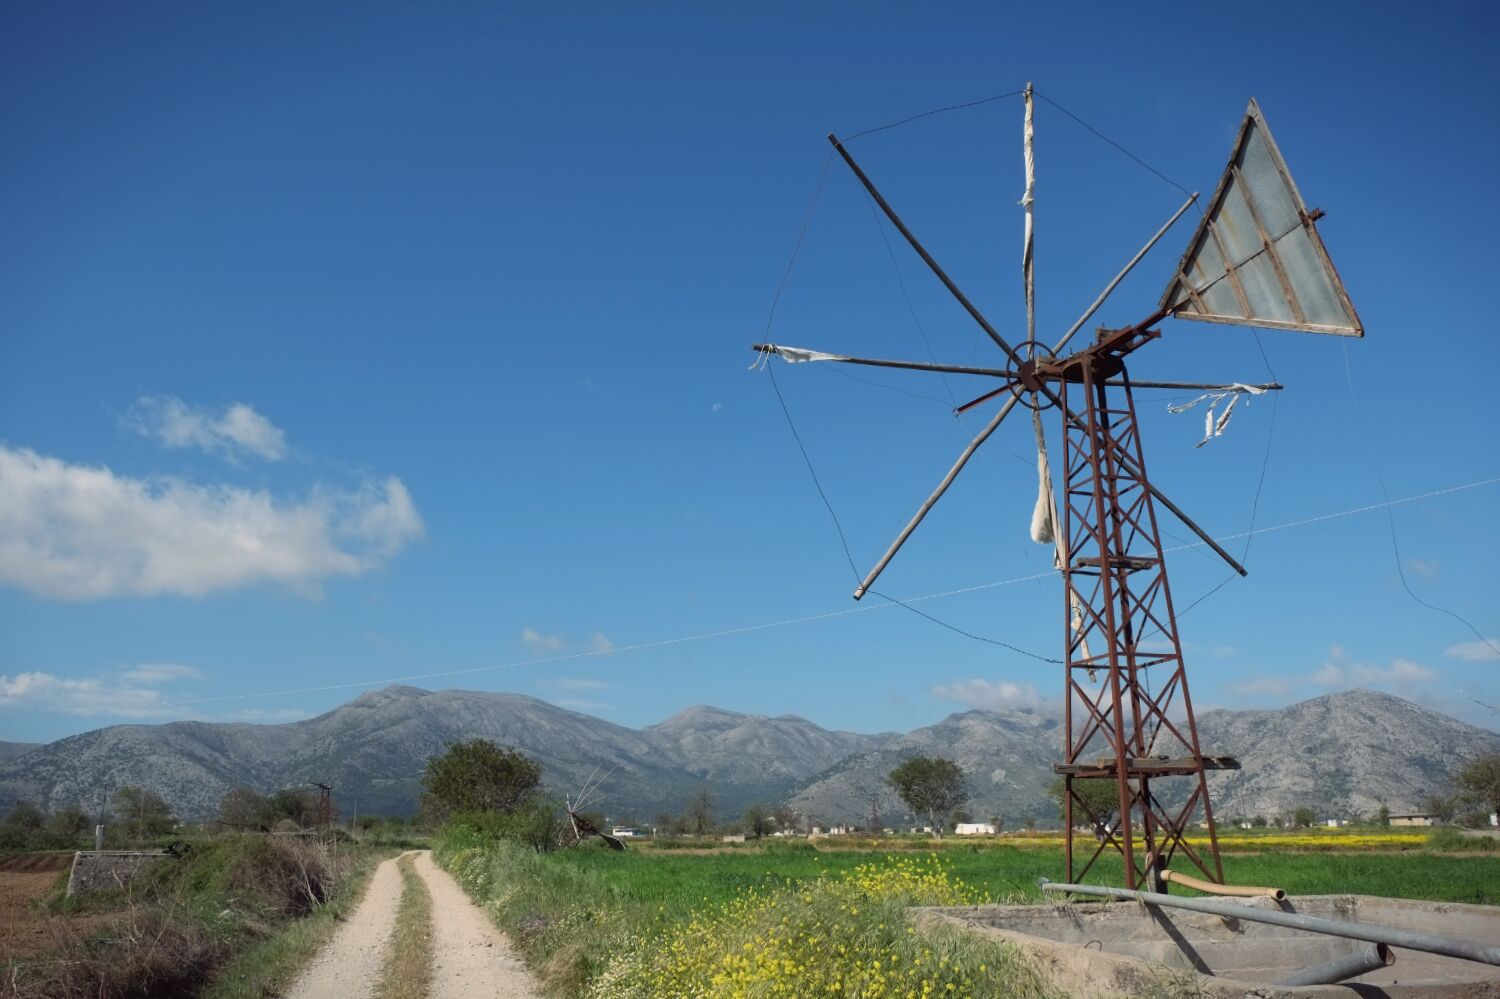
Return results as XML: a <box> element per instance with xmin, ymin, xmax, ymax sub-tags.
<box><xmin>752</xmin><ymin>89</ymin><xmax>1360</xmax><ymax>891</ymax></box>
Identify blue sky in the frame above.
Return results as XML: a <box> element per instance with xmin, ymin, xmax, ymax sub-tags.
<box><xmin>2</xmin><ymin>2</ymin><xmax>1497</xmax><ymax>743</ymax></box>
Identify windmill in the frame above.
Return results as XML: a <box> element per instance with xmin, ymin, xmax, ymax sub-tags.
<box><xmin>752</xmin><ymin>86</ymin><xmax>1361</xmax><ymax>891</ymax></box>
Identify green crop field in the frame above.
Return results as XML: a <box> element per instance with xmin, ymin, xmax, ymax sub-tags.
<box><xmin>548</xmin><ymin>840</ymin><xmax>1500</xmax><ymax>909</ymax></box>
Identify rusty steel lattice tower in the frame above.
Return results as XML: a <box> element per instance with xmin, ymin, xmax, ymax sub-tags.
<box><xmin>753</xmin><ymin>91</ymin><xmax>1360</xmax><ymax>890</ymax></box>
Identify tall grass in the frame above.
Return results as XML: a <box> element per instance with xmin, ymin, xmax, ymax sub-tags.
<box><xmin>375</xmin><ymin>853</ymin><xmax>433</xmax><ymax>999</ymax></box>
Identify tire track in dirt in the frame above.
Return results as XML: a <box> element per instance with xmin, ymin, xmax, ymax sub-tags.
<box><xmin>285</xmin><ymin>851</ymin><xmax>407</xmax><ymax>999</ymax></box>
<box><xmin>412</xmin><ymin>850</ymin><xmax>541</xmax><ymax>999</ymax></box>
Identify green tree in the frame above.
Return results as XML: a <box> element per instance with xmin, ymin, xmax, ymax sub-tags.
<box><xmin>1250</xmin><ymin>815</ymin><xmax>1268</xmax><ymax>828</ymax></box>
<box><xmin>1046</xmin><ymin>777</ymin><xmax>1121</xmax><ymax>837</ymax></box>
<box><xmin>218</xmin><ymin>787</ymin><xmax>272</xmax><ymax>830</ymax></box>
<box><xmin>420</xmin><ymin>740</ymin><xmax>542</xmax><ymax>821</ymax></box>
<box><xmin>772</xmin><ymin>804</ymin><xmax>800</xmax><ymax>834</ymax></box>
<box><xmin>887</xmin><ymin>757</ymin><xmax>969</xmax><ymax>838</ymax></box>
<box><xmin>685</xmin><ymin>788</ymin><xmax>714</xmax><ymax>836</ymax></box>
<box><xmin>744</xmin><ymin>803</ymin><xmax>772</xmax><ymax>839</ymax></box>
<box><xmin>1424</xmin><ymin>793</ymin><xmax>1458</xmax><ymax>824</ymax></box>
<box><xmin>113</xmin><ymin>787</ymin><xmax>176</xmax><ymax>840</ymax></box>
<box><xmin>1456</xmin><ymin>752</ymin><xmax>1500</xmax><ymax>822</ymax></box>
<box><xmin>1293</xmin><ymin>806</ymin><xmax>1316</xmax><ymax>828</ymax></box>
<box><xmin>1376</xmin><ymin>805</ymin><xmax>1391</xmax><ymax>827</ymax></box>
<box><xmin>45</xmin><ymin>806</ymin><xmax>91</xmax><ymax>847</ymax></box>
<box><xmin>651</xmin><ymin>812</ymin><xmax>674</xmax><ymax>836</ymax></box>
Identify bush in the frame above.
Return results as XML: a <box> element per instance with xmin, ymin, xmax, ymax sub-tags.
<box><xmin>5</xmin><ymin>902</ymin><xmax>230</xmax><ymax>999</ymax></box>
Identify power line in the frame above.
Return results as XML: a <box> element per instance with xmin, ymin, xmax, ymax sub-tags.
<box><xmin>165</xmin><ymin>475</ymin><xmax>1500</xmax><ymax>707</ymax></box>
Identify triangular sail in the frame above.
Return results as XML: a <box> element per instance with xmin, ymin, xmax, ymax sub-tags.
<box><xmin>1161</xmin><ymin>99</ymin><xmax>1362</xmax><ymax>336</ymax></box>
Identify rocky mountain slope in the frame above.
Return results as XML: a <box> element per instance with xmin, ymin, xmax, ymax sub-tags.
<box><xmin>1</xmin><ymin>687</ymin><xmax>1493</xmax><ymax>826</ymax></box>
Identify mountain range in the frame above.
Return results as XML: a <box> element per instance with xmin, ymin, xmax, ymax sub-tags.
<box><xmin>1</xmin><ymin>687</ymin><xmax>1494</xmax><ymax>827</ymax></box>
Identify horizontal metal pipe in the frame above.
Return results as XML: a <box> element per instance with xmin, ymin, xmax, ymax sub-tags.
<box><xmin>1038</xmin><ymin>879</ymin><xmax>1500</xmax><ymax>967</ymax></box>
<box><xmin>1161</xmin><ymin>868</ymin><xmax>1285</xmax><ymax>901</ymax></box>
<box><xmin>1275</xmin><ymin>942</ymin><xmax>1393</xmax><ymax>987</ymax></box>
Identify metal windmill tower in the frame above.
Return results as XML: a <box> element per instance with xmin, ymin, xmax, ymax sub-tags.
<box><xmin>753</xmin><ymin>86</ymin><xmax>1361</xmax><ymax>890</ymax></box>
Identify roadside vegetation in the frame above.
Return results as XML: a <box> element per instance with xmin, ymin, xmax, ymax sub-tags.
<box><xmin>1</xmin><ymin>833</ymin><xmax>372</xmax><ymax>999</ymax></box>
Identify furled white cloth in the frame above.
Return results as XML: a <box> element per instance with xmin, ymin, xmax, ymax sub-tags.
<box><xmin>1166</xmin><ymin>383</ymin><xmax>1267</xmax><ymax>447</ymax></box>
<box><xmin>771</xmin><ymin>345</ymin><xmax>846</xmax><ymax>364</ymax></box>
<box><xmin>1029</xmin><ymin>409</ymin><xmax>1056</xmax><ymax>546</ymax></box>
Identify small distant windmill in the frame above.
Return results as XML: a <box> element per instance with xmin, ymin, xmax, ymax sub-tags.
<box><xmin>753</xmin><ymin>86</ymin><xmax>1361</xmax><ymax>890</ymax></box>
<box><xmin>565</xmin><ymin>764</ymin><xmax>626</xmax><ymax>851</ymax></box>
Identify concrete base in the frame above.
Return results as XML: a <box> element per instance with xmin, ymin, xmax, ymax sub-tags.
<box><xmin>916</xmin><ymin>895</ymin><xmax>1500</xmax><ymax>997</ymax></box>
<box><xmin>65</xmin><ymin>850</ymin><xmax>172</xmax><ymax>897</ymax></box>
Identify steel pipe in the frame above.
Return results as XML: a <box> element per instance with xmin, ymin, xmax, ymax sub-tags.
<box><xmin>1161</xmin><ymin>868</ymin><xmax>1285</xmax><ymax>901</ymax></box>
<box><xmin>1037</xmin><ymin>879</ymin><xmax>1500</xmax><ymax>967</ymax></box>
<box><xmin>1275</xmin><ymin>942</ymin><xmax>1393</xmax><ymax>987</ymax></box>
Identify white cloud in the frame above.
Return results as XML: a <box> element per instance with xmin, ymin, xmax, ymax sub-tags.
<box><xmin>711</xmin><ymin>402</ymin><xmax>723</xmax><ymax>414</ymax></box>
<box><xmin>120</xmin><ymin>663</ymin><xmax>201</xmax><ymax>684</ymax></box>
<box><xmin>0</xmin><ymin>445</ymin><xmax>423</xmax><ymax>599</ymax></box>
<box><xmin>227</xmin><ymin>707</ymin><xmax>308</xmax><ymax>722</ymax></box>
<box><xmin>588</xmin><ymin>633</ymin><xmax>614</xmax><ymax>654</ymax></box>
<box><xmin>1405</xmin><ymin>559</ymin><xmax>1440</xmax><ymax>580</ymax></box>
<box><xmin>521</xmin><ymin>628</ymin><xmax>565</xmax><ymax>654</ymax></box>
<box><xmin>1446</xmin><ymin>639</ymin><xmax>1500</xmax><ymax>662</ymax></box>
<box><xmin>127</xmin><ymin>396</ymin><xmax>287</xmax><ymax>461</ymax></box>
<box><xmin>1230</xmin><ymin>676</ymin><xmax>1295</xmax><ymax>697</ymax></box>
<box><xmin>931</xmin><ymin>678</ymin><xmax>1048</xmax><ymax>713</ymax></box>
<box><xmin>552</xmin><ymin>677</ymin><xmax>611</xmax><ymax>691</ymax></box>
<box><xmin>1312</xmin><ymin>657</ymin><xmax>1436</xmax><ymax>687</ymax></box>
<box><xmin>0</xmin><ymin>665</ymin><xmax>198</xmax><ymax>718</ymax></box>
<box><xmin>551</xmin><ymin>697</ymin><xmax>615</xmax><ymax>713</ymax></box>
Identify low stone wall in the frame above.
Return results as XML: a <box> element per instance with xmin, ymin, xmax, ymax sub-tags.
<box><xmin>65</xmin><ymin>851</ymin><xmax>171</xmax><ymax>897</ymax></box>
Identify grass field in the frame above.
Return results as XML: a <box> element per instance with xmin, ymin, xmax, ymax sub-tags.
<box><xmin>550</xmin><ymin>839</ymin><xmax>1500</xmax><ymax>908</ymax></box>
<box><xmin>436</xmin><ymin>823</ymin><xmax>1500</xmax><ymax>997</ymax></box>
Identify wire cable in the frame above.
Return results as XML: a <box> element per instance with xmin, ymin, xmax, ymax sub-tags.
<box><xmin>1340</xmin><ymin>339</ymin><xmax>1500</xmax><ymax>659</ymax></box>
<box><xmin>844</xmin><ymin>90</ymin><xmax>1025</xmax><ymax>143</ymax></box>
<box><xmin>163</xmin><ymin>476</ymin><xmax>1500</xmax><ymax>708</ymax></box>
<box><xmin>1033</xmin><ymin>90</ymin><xmax>1194</xmax><ymax>200</ymax></box>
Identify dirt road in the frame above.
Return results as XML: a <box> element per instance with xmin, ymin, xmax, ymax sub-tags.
<box><xmin>287</xmin><ymin>850</ymin><xmax>540</xmax><ymax>999</ymax></box>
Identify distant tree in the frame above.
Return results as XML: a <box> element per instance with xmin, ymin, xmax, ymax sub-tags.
<box><xmin>355</xmin><ymin>815</ymin><xmax>379</xmax><ymax>832</ymax></box>
<box><xmin>989</xmin><ymin>816</ymin><xmax>1005</xmax><ymax>835</ymax></box>
<box><xmin>1423</xmin><ymin>793</ymin><xmax>1458</xmax><ymax>824</ymax></box>
<box><xmin>744</xmin><ymin>803</ymin><xmax>772</xmax><ymax>839</ymax></box>
<box><xmin>1047</xmin><ymin>778</ymin><xmax>1119</xmax><ymax>838</ymax></box>
<box><xmin>1456</xmin><ymin>752</ymin><xmax>1500</xmax><ymax>823</ymax></box>
<box><xmin>651</xmin><ymin>812</ymin><xmax>675</xmax><ymax>836</ymax></box>
<box><xmin>887</xmin><ymin>757</ymin><xmax>969</xmax><ymax>838</ymax></box>
<box><xmin>0</xmin><ymin>803</ymin><xmax>46</xmax><ymax>850</ymax></box>
<box><xmin>113</xmin><ymin>787</ymin><xmax>175</xmax><ymax>839</ymax></box>
<box><xmin>218</xmin><ymin>788</ymin><xmax>272</xmax><ymax>830</ymax></box>
<box><xmin>420</xmin><ymin>740</ymin><xmax>542</xmax><ymax>821</ymax></box>
<box><xmin>1023</xmin><ymin>815</ymin><xmax>1037</xmax><ymax>832</ymax></box>
<box><xmin>772</xmin><ymin>804</ymin><xmax>800</xmax><ymax>834</ymax></box>
<box><xmin>266</xmin><ymin>789</ymin><xmax>317</xmax><ymax>828</ymax></box>
<box><xmin>45</xmin><ymin>806</ymin><xmax>91</xmax><ymax>846</ymax></box>
<box><xmin>1376</xmin><ymin>805</ymin><xmax>1391</xmax><ymax>827</ymax></box>
<box><xmin>685</xmin><ymin>788</ymin><xmax>714</xmax><ymax>836</ymax></box>
<box><xmin>1293</xmin><ymin>806</ymin><xmax>1316</xmax><ymax>828</ymax></box>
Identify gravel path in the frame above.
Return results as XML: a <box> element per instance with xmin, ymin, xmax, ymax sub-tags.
<box><xmin>413</xmin><ymin>850</ymin><xmax>541</xmax><ymax>998</ymax></box>
<box><xmin>286</xmin><ymin>849</ymin><xmax>542</xmax><ymax>999</ymax></box>
<box><xmin>285</xmin><ymin>851</ymin><xmax>407</xmax><ymax>999</ymax></box>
